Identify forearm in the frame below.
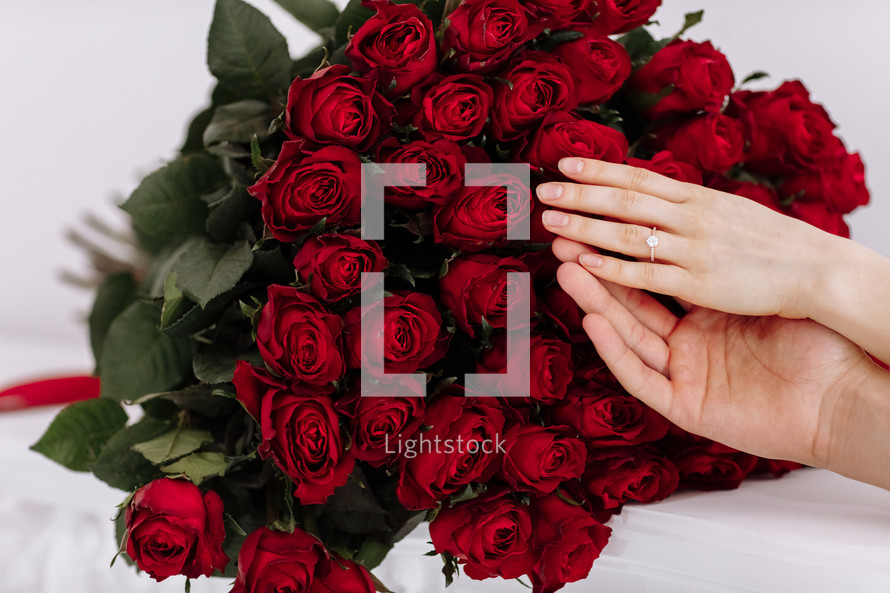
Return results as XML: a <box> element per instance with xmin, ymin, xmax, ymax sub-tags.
<box><xmin>807</xmin><ymin>234</ymin><xmax>890</xmax><ymax>364</ymax></box>
<box><xmin>822</xmin><ymin>362</ymin><xmax>890</xmax><ymax>490</ymax></box>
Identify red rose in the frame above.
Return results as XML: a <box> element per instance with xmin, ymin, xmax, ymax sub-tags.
<box><xmin>405</xmin><ymin>73</ymin><xmax>494</xmax><ymax>141</ymax></box>
<box><xmin>441</xmin><ymin>0</ymin><xmax>538</xmax><ymax>74</ymax></box>
<box><xmin>671</xmin><ymin>439</ymin><xmax>759</xmax><ymax>490</ymax></box>
<box><xmin>429</xmin><ymin>489</ymin><xmax>535</xmax><ymax>580</ymax></box>
<box><xmin>625</xmin><ymin>150</ymin><xmax>703</xmax><ymax>184</ymax></box>
<box><xmin>501</xmin><ymin>424</ymin><xmax>586</xmax><ymax>494</ymax></box>
<box><xmin>587</xmin><ymin>0</ymin><xmax>662</xmax><ymax>35</ymax></box>
<box><xmin>582</xmin><ymin>448</ymin><xmax>679</xmax><ymax>509</ymax></box>
<box><xmin>538</xmin><ymin>284</ymin><xmax>588</xmax><ymax>342</ymax></box>
<box><xmin>285</xmin><ymin>64</ymin><xmax>394</xmax><ymax>151</ymax></box>
<box><xmin>397</xmin><ymin>393</ymin><xmax>505</xmax><ymax>510</ymax></box>
<box><xmin>529</xmin><ymin>495</ymin><xmax>611</xmax><ymax>593</ymax></box>
<box><xmin>232</xmin><ymin>526</ymin><xmax>326</xmax><ymax>593</ymax></box>
<box><xmin>337</xmin><ymin>381</ymin><xmax>425</xmax><ymax>467</ymax></box>
<box><xmin>125</xmin><ymin>478</ymin><xmax>228</xmax><ymax>581</ymax></box>
<box><xmin>754</xmin><ymin>458</ymin><xmax>805</xmax><ymax>477</ymax></box>
<box><xmin>709</xmin><ymin>177</ymin><xmax>782</xmax><ymax>211</ymax></box>
<box><xmin>256</xmin><ymin>285</ymin><xmax>344</xmax><ymax>385</ymax></box>
<box><xmin>728</xmin><ymin>80</ymin><xmax>843</xmax><ymax>174</ymax></box>
<box><xmin>780</xmin><ymin>150</ymin><xmax>869</xmax><ymax>214</ymax></box>
<box><xmin>439</xmin><ymin>254</ymin><xmax>531</xmax><ymax>337</ymax></box>
<box><xmin>234</xmin><ymin>363</ymin><xmax>355</xmax><ymax>504</ymax></box>
<box><xmin>490</xmin><ymin>51</ymin><xmax>578</xmax><ymax>141</ymax></box>
<box><xmin>550</xmin><ymin>385</ymin><xmax>669</xmax><ymax>444</ymax></box>
<box><xmin>476</xmin><ymin>333</ymin><xmax>574</xmax><ymax>403</ymax></box>
<box><xmin>432</xmin><ymin>168</ymin><xmax>532</xmax><ymax>252</ymax></box>
<box><xmin>524</xmin><ymin>0</ymin><xmax>593</xmax><ymax>22</ymax></box>
<box><xmin>628</xmin><ymin>40</ymin><xmax>734</xmax><ymax>120</ymax></box>
<box><xmin>311</xmin><ymin>557</ymin><xmax>375</xmax><ymax>593</ymax></box>
<box><xmin>520</xmin><ymin>111</ymin><xmax>628</xmax><ymax>177</ymax></box>
<box><xmin>345</xmin><ymin>0</ymin><xmax>437</xmax><ymax>97</ymax></box>
<box><xmin>652</xmin><ymin>113</ymin><xmax>745</xmax><ymax>174</ymax></box>
<box><xmin>786</xmin><ymin>199</ymin><xmax>850</xmax><ymax>238</ymax></box>
<box><xmin>344</xmin><ymin>290</ymin><xmax>450</xmax><ymax>374</ymax></box>
<box><xmin>248</xmin><ymin>140</ymin><xmax>362</xmax><ymax>241</ymax></box>
<box><xmin>551</xmin><ymin>28</ymin><xmax>631</xmax><ymax>105</ymax></box>
<box><xmin>376</xmin><ymin>138</ymin><xmax>482</xmax><ymax>207</ymax></box>
<box><xmin>293</xmin><ymin>234</ymin><xmax>387</xmax><ymax>302</ymax></box>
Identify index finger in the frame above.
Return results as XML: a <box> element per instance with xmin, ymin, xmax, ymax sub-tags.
<box><xmin>558</xmin><ymin>158</ymin><xmax>695</xmax><ymax>204</ymax></box>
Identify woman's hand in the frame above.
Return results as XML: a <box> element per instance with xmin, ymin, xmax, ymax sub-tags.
<box><xmin>556</xmin><ymin>259</ymin><xmax>890</xmax><ymax>490</ymax></box>
<box><xmin>539</xmin><ymin>157</ymin><xmax>890</xmax><ymax>363</ymax></box>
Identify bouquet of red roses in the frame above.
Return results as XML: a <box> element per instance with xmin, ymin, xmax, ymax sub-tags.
<box><xmin>33</xmin><ymin>0</ymin><xmax>869</xmax><ymax>591</ymax></box>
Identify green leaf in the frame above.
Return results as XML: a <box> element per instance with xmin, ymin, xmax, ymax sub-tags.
<box><xmin>741</xmin><ymin>70</ymin><xmax>770</xmax><ymax>85</ymax></box>
<box><xmin>99</xmin><ymin>302</ymin><xmax>193</xmax><ymax>402</ymax></box>
<box><xmin>162</xmin><ymin>451</ymin><xmax>228</xmax><ymax>484</ymax></box>
<box><xmin>332</xmin><ymin>0</ymin><xmax>374</xmax><ymax>47</ymax></box>
<box><xmin>272</xmin><ymin>0</ymin><xmax>340</xmax><ymax>33</ymax></box>
<box><xmin>180</xmin><ymin>106</ymin><xmax>215</xmax><ymax>154</ymax></box>
<box><xmin>355</xmin><ymin>538</ymin><xmax>393</xmax><ymax>570</ymax></box>
<box><xmin>208</xmin><ymin>0</ymin><xmax>292</xmax><ymax>101</ymax></box>
<box><xmin>203</xmin><ymin>100</ymin><xmax>272</xmax><ymax>146</ymax></box>
<box><xmin>673</xmin><ymin>10</ymin><xmax>704</xmax><ymax>40</ymax></box>
<box><xmin>90</xmin><ymin>418</ymin><xmax>170</xmax><ymax>490</ymax></box>
<box><xmin>89</xmin><ymin>272</ymin><xmax>137</xmax><ymax>373</ymax></box>
<box><xmin>207</xmin><ymin>183</ymin><xmax>260</xmax><ymax>243</ymax></box>
<box><xmin>30</xmin><ymin>398</ymin><xmax>127</xmax><ymax>472</ymax></box>
<box><xmin>133</xmin><ymin>428</ymin><xmax>214</xmax><ymax>465</ymax></box>
<box><xmin>250</xmin><ymin>135</ymin><xmax>276</xmax><ymax>176</ymax></box>
<box><xmin>130</xmin><ymin>383</ymin><xmax>238</xmax><ymax>418</ymax></box>
<box><xmin>173</xmin><ymin>238</ymin><xmax>253</xmax><ymax>308</ymax></box>
<box><xmin>121</xmin><ymin>153</ymin><xmax>227</xmax><ymax>242</ymax></box>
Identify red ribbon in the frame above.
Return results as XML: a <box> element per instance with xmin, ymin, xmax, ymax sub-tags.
<box><xmin>0</xmin><ymin>375</ymin><xmax>101</xmax><ymax>412</ymax></box>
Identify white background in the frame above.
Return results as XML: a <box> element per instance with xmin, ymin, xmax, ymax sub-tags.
<box><xmin>1</xmin><ymin>0</ymin><xmax>888</xmax><ymax>365</ymax></box>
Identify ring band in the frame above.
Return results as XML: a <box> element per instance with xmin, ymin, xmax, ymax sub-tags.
<box><xmin>646</xmin><ymin>227</ymin><xmax>658</xmax><ymax>262</ymax></box>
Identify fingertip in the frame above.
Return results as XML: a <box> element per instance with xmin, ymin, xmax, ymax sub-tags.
<box><xmin>551</xmin><ymin>236</ymin><xmax>596</xmax><ymax>263</ymax></box>
<box><xmin>558</xmin><ymin>157</ymin><xmax>585</xmax><ymax>176</ymax></box>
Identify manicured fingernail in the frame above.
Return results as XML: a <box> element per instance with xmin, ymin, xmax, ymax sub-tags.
<box><xmin>579</xmin><ymin>254</ymin><xmax>603</xmax><ymax>268</ymax></box>
<box><xmin>536</xmin><ymin>183</ymin><xmax>563</xmax><ymax>201</ymax></box>
<box><xmin>559</xmin><ymin>158</ymin><xmax>584</xmax><ymax>174</ymax></box>
<box><xmin>542</xmin><ymin>210</ymin><xmax>569</xmax><ymax>227</ymax></box>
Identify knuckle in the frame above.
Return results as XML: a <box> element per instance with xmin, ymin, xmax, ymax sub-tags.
<box><xmin>619</xmin><ymin>223</ymin><xmax>640</xmax><ymax>247</ymax></box>
<box><xmin>640</xmin><ymin>263</ymin><xmax>659</xmax><ymax>287</ymax></box>
<box><xmin>627</xmin><ymin>166</ymin><xmax>651</xmax><ymax>190</ymax></box>
<box><xmin>615</xmin><ymin>188</ymin><xmax>640</xmax><ymax>214</ymax></box>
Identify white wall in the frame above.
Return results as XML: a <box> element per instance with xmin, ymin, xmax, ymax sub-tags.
<box><xmin>0</xmin><ymin>0</ymin><xmax>886</xmax><ymax>363</ymax></box>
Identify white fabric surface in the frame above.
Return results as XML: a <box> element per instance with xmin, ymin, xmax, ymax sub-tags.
<box><xmin>2</xmin><ymin>340</ymin><xmax>890</xmax><ymax>593</ymax></box>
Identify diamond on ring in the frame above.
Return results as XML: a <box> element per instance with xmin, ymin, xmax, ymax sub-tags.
<box><xmin>647</xmin><ymin>227</ymin><xmax>658</xmax><ymax>262</ymax></box>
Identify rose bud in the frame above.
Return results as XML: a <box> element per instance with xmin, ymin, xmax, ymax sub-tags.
<box><xmin>551</xmin><ymin>27</ymin><xmax>631</xmax><ymax>105</ymax></box>
<box><xmin>669</xmin><ymin>438</ymin><xmax>759</xmax><ymax>491</ymax></box>
<box><xmin>582</xmin><ymin>448</ymin><xmax>680</xmax><ymax>509</ymax></box>
<box><xmin>439</xmin><ymin>254</ymin><xmax>531</xmax><ymax>338</ymax></box>
<box><xmin>432</xmin><ymin>168</ymin><xmax>532</xmax><ymax>253</ymax></box>
<box><xmin>501</xmin><ymin>424</ymin><xmax>587</xmax><ymax>494</ymax></box>
<box><xmin>625</xmin><ymin>150</ymin><xmax>703</xmax><ymax>185</ymax></box>
<box><xmin>375</xmin><ymin>138</ymin><xmax>481</xmax><ymax>208</ymax></box>
<box><xmin>124</xmin><ymin>477</ymin><xmax>229</xmax><ymax>582</ymax></box>
<box><xmin>476</xmin><ymin>333</ymin><xmax>574</xmax><ymax>403</ymax></box>
<box><xmin>336</xmin><ymin>378</ymin><xmax>425</xmax><ymax>467</ymax></box>
<box><xmin>651</xmin><ymin>113</ymin><xmax>746</xmax><ymax>174</ymax></box>
<box><xmin>529</xmin><ymin>495</ymin><xmax>612</xmax><ymax>593</ymax></box>
<box><xmin>404</xmin><ymin>73</ymin><xmax>494</xmax><ymax>141</ymax></box>
<box><xmin>248</xmin><ymin>140</ymin><xmax>362</xmax><ymax>242</ymax></box>
<box><xmin>233</xmin><ymin>362</ymin><xmax>354</xmax><ymax>504</ymax></box>
<box><xmin>345</xmin><ymin>0</ymin><xmax>437</xmax><ymax>98</ymax></box>
<box><xmin>628</xmin><ymin>39</ymin><xmax>734</xmax><ymax>120</ymax></box>
<box><xmin>256</xmin><ymin>285</ymin><xmax>344</xmax><ymax>385</ymax></box>
<box><xmin>519</xmin><ymin>111</ymin><xmax>628</xmax><ymax>177</ymax></box>
<box><xmin>549</xmin><ymin>384</ymin><xmax>670</xmax><ymax>445</ymax></box>
<box><xmin>728</xmin><ymin>80</ymin><xmax>843</xmax><ymax>174</ymax></box>
<box><xmin>586</xmin><ymin>0</ymin><xmax>662</xmax><ymax>35</ymax></box>
<box><xmin>311</xmin><ymin>557</ymin><xmax>376</xmax><ymax>593</ymax></box>
<box><xmin>293</xmin><ymin>234</ymin><xmax>387</xmax><ymax>302</ymax></box>
<box><xmin>285</xmin><ymin>64</ymin><xmax>393</xmax><ymax>151</ymax></box>
<box><xmin>490</xmin><ymin>51</ymin><xmax>578</xmax><ymax>142</ymax></box>
<box><xmin>397</xmin><ymin>392</ymin><xmax>506</xmax><ymax>510</ymax></box>
<box><xmin>441</xmin><ymin>0</ymin><xmax>539</xmax><ymax>74</ymax></box>
<box><xmin>231</xmin><ymin>526</ymin><xmax>326</xmax><ymax>593</ymax></box>
<box><xmin>779</xmin><ymin>150</ymin><xmax>869</xmax><ymax>214</ymax></box>
<box><xmin>429</xmin><ymin>489</ymin><xmax>535</xmax><ymax>580</ymax></box>
<box><xmin>343</xmin><ymin>290</ymin><xmax>450</xmax><ymax>374</ymax></box>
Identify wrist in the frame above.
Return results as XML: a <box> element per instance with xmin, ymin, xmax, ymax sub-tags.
<box><xmin>795</xmin><ymin>228</ymin><xmax>853</xmax><ymax>322</ymax></box>
<box><xmin>820</xmin><ymin>360</ymin><xmax>890</xmax><ymax>490</ymax></box>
